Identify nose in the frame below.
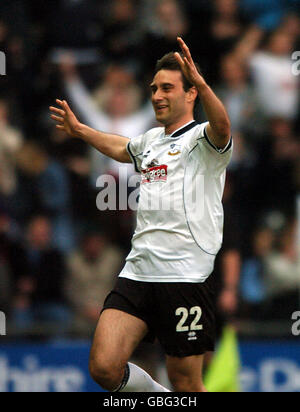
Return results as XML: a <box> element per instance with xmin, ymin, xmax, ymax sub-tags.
<box><xmin>152</xmin><ymin>89</ymin><xmax>163</xmax><ymax>104</ymax></box>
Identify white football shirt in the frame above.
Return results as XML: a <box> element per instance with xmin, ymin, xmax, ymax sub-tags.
<box><xmin>119</xmin><ymin>120</ymin><xmax>233</xmax><ymax>283</ymax></box>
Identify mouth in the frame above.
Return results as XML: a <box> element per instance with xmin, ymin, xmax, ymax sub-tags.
<box><xmin>155</xmin><ymin>105</ymin><xmax>168</xmax><ymax>112</ymax></box>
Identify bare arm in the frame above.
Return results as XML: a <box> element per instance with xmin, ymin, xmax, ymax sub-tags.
<box><xmin>175</xmin><ymin>37</ymin><xmax>231</xmax><ymax>149</ymax></box>
<box><xmin>50</xmin><ymin>99</ymin><xmax>131</xmax><ymax>163</ymax></box>
<box><xmin>233</xmin><ymin>26</ymin><xmax>264</xmax><ymax>62</ymax></box>
<box><xmin>59</xmin><ymin>56</ymin><xmax>110</xmax><ymax>131</ymax></box>
<box><xmin>218</xmin><ymin>250</ymin><xmax>241</xmax><ymax>315</ymax></box>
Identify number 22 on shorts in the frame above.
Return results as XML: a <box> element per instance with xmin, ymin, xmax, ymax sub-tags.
<box><xmin>175</xmin><ymin>306</ymin><xmax>203</xmax><ymax>332</ymax></box>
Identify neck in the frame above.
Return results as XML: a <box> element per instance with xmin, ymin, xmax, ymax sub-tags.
<box><xmin>164</xmin><ymin>116</ymin><xmax>194</xmax><ymax>135</ymax></box>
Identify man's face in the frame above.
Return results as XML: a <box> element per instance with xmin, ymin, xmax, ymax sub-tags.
<box><xmin>151</xmin><ymin>70</ymin><xmax>192</xmax><ymax>127</ymax></box>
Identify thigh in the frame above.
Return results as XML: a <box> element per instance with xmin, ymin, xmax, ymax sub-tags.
<box><xmin>89</xmin><ymin>308</ymin><xmax>149</xmax><ymax>368</ymax></box>
<box><xmin>166</xmin><ymin>354</ymin><xmax>206</xmax><ymax>392</ymax></box>
<box><xmin>102</xmin><ymin>277</ymin><xmax>157</xmax><ymax>343</ymax></box>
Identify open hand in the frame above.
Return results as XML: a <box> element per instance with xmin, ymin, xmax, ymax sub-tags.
<box><xmin>50</xmin><ymin>99</ymin><xmax>81</xmax><ymax>137</ymax></box>
<box><xmin>174</xmin><ymin>37</ymin><xmax>205</xmax><ymax>87</ymax></box>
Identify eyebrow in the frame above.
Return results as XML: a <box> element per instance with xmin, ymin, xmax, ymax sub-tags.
<box><xmin>150</xmin><ymin>82</ymin><xmax>174</xmax><ymax>90</ymax></box>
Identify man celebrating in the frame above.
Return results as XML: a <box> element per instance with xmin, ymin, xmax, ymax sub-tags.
<box><xmin>50</xmin><ymin>37</ymin><xmax>232</xmax><ymax>392</ymax></box>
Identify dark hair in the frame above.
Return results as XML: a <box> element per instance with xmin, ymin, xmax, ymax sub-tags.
<box><xmin>155</xmin><ymin>52</ymin><xmax>201</xmax><ymax>117</ymax></box>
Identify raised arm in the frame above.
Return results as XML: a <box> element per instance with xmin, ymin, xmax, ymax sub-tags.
<box><xmin>59</xmin><ymin>56</ymin><xmax>110</xmax><ymax>131</ymax></box>
<box><xmin>175</xmin><ymin>37</ymin><xmax>231</xmax><ymax>149</ymax></box>
<box><xmin>50</xmin><ymin>99</ymin><xmax>131</xmax><ymax>163</ymax></box>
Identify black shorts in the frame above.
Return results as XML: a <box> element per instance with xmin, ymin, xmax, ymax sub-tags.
<box><xmin>102</xmin><ymin>277</ymin><xmax>216</xmax><ymax>357</ymax></box>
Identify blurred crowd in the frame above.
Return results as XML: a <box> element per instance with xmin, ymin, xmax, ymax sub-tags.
<box><xmin>0</xmin><ymin>0</ymin><xmax>300</xmax><ymax>340</ymax></box>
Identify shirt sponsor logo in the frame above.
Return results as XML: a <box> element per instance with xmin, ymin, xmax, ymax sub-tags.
<box><xmin>141</xmin><ymin>164</ymin><xmax>168</xmax><ymax>184</ymax></box>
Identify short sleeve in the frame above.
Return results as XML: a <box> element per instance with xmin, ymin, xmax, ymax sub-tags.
<box><xmin>126</xmin><ymin>134</ymin><xmax>145</xmax><ymax>173</ymax></box>
<box><xmin>197</xmin><ymin>123</ymin><xmax>233</xmax><ymax>176</ymax></box>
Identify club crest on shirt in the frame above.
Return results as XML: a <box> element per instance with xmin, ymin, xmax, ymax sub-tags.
<box><xmin>168</xmin><ymin>143</ymin><xmax>181</xmax><ymax>156</ymax></box>
<box><xmin>143</xmin><ymin>150</ymin><xmax>151</xmax><ymax>158</ymax></box>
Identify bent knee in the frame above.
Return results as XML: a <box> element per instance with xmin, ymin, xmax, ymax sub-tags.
<box><xmin>89</xmin><ymin>356</ymin><xmax>125</xmax><ymax>391</ymax></box>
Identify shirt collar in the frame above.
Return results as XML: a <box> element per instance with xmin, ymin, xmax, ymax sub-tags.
<box><xmin>164</xmin><ymin>120</ymin><xmax>198</xmax><ymax>139</ymax></box>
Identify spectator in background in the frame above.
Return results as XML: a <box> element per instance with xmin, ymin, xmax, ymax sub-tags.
<box><xmin>249</xmin><ymin>30</ymin><xmax>299</xmax><ymax>121</ymax></box>
<box><xmin>0</xmin><ymin>99</ymin><xmax>23</xmax><ymax>200</ymax></box>
<box><xmin>176</xmin><ymin>0</ymin><xmax>251</xmax><ymax>87</ymax></box>
<box><xmin>15</xmin><ymin>141</ymin><xmax>75</xmax><ymax>253</ymax></box>
<box><xmin>0</xmin><ymin>18</ymin><xmax>8</xmax><ymax>50</ymax></box>
<box><xmin>216</xmin><ymin>54</ymin><xmax>261</xmax><ymax>179</ymax></box>
<box><xmin>280</xmin><ymin>12</ymin><xmax>300</xmax><ymax>38</ymax></box>
<box><xmin>0</xmin><ymin>2</ymin><xmax>29</xmax><ymax>89</ymax></box>
<box><xmin>101</xmin><ymin>0</ymin><xmax>144</xmax><ymax>65</ymax></box>
<box><xmin>264</xmin><ymin>219</ymin><xmax>300</xmax><ymax>319</ymax></box>
<box><xmin>0</xmin><ymin>18</ymin><xmax>10</xmax><ymax>94</ymax></box>
<box><xmin>0</xmin><ymin>2</ymin><xmax>37</xmax><ymax>136</ymax></box>
<box><xmin>10</xmin><ymin>215</ymin><xmax>71</xmax><ymax>335</ymax></box>
<box><xmin>48</xmin><ymin>128</ymin><xmax>98</xmax><ymax>239</ymax></box>
<box><xmin>232</xmin><ymin>1</ymin><xmax>300</xmax><ymax>85</ymax></box>
<box><xmin>254</xmin><ymin>117</ymin><xmax>300</xmax><ymax>214</ymax></box>
<box><xmin>239</xmin><ymin>227</ymin><xmax>273</xmax><ymax>319</ymax></box>
<box><xmin>197</xmin><ymin>0</ymin><xmax>246</xmax><ymax>85</ymax></box>
<box><xmin>0</xmin><ymin>212</ymin><xmax>12</xmax><ymax>315</ymax></box>
<box><xmin>65</xmin><ymin>231</ymin><xmax>123</xmax><ymax>335</ymax></box>
<box><xmin>204</xmin><ymin>172</ymin><xmax>242</xmax><ymax>375</ymax></box>
<box><xmin>59</xmin><ymin>56</ymin><xmax>154</xmax><ymax>250</ymax></box>
<box><xmin>217</xmin><ymin>54</ymin><xmax>259</xmax><ymax>135</ymax></box>
<box><xmin>240</xmin><ymin>0</ymin><xmax>300</xmax><ymax>31</ymax></box>
<box><xmin>142</xmin><ymin>0</ymin><xmax>190</xmax><ymax>78</ymax></box>
<box><xmin>45</xmin><ymin>0</ymin><xmax>102</xmax><ymax>65</ymax></box>
<box><xmin>240</xmin><ymin>0</ymin><xmax>286</xmax><ymax>31</ymax></box>
<box><xmin>0</xmin><ymin>261</ymin><xmax>10</xmax><ymax>315</ymax></box>
<box><xmin>0</xmin><ymin>0</ymin><xmax>298</xmax><ymax>345</ymax></box>
<box><xmin>213</xmin><ymin>174</ymin><xmax>242</xmax><ymax>334</ymax></box>
<box><xmin>60</xmin><ymin>56</ymin><xmax>155</xmax><ymax>184</ymax></box>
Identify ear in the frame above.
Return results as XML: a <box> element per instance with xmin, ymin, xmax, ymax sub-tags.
<box><xmin>187</xmin><ymin>86</ymin><xmax>198</xmax><ymax>104</ymax></box>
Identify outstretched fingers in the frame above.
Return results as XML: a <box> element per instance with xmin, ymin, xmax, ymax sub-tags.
<box><xmin>174</xmin><ymin>51</ymin><xmax>185</xmax><ymax>68</ymax></box>
<box><xmin>174</xmin><ymin>51</ymin><xmax>193</xmax><ymax>77</ymax></box>
<box><xmin>53</xmin><ymin>99</ymin><xmax>72</xmax><ymax>114</ymax></box>
<box><xmin>60</xmin><ymin>99</ymin><xmax>72</xmax><ymax>115</ymax></box>
<box><xmin>177</xmin><ymin>37</ymin><xmax>193</xmax><ymax>64</ymax></box>
<box><xmin>50</xmin><ymin>114</ymin><xmax>64</xmax><ymax>123</ymax></box>
<box><xmin>50</xmin><ymin>102</ymin><xmax>67</xmax><ymax>130</ymax></box>
<box><xmin>50</xmin><ymin>106</ymin><xmax>65</xmax><ymax>116</ymax></box>
<box><xmin>56</xmin><ymin>99</ymin><xmax>64</xmax><ymax>107</ymax></box>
